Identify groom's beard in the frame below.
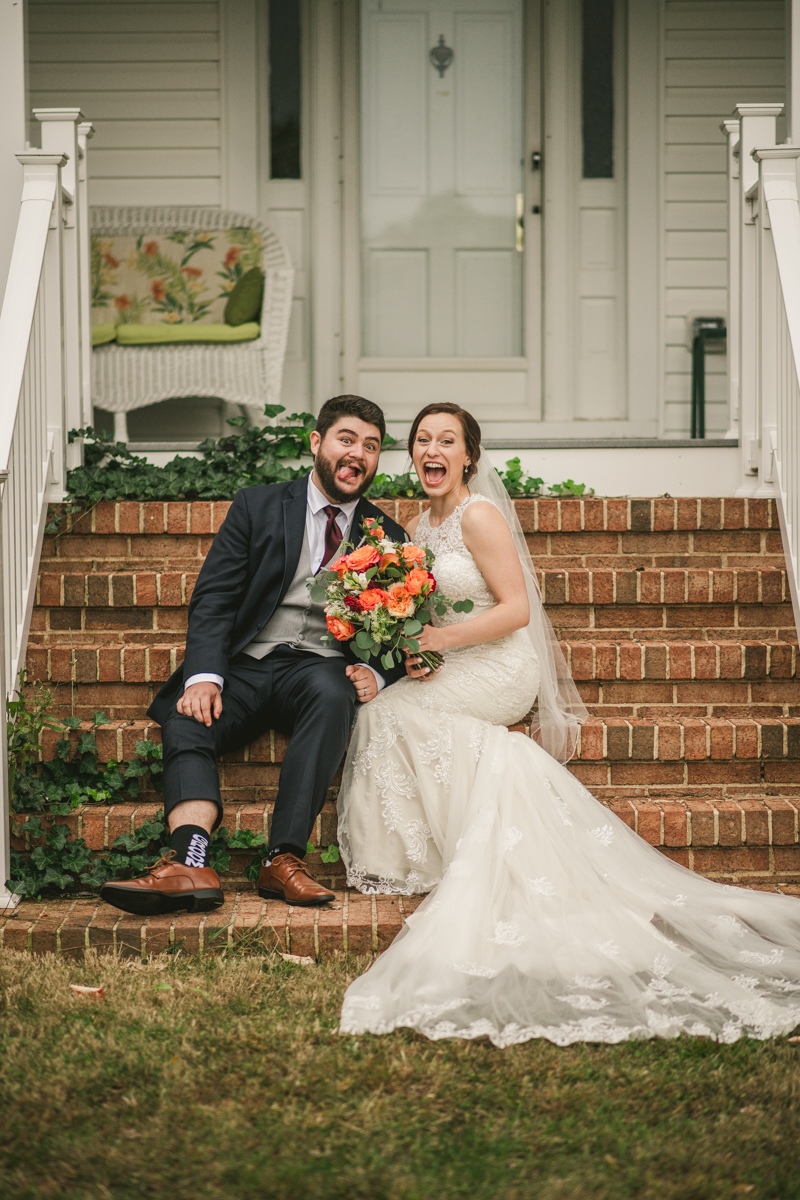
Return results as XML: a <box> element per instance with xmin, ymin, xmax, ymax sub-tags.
<box><xmin>313</xmin><ymin>448</ymin><xmax>377</xmax><ymax>504</ymax></box>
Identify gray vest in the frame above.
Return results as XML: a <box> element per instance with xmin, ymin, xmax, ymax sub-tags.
<box><xmin>242</xmin><ymin>527</ymin><xmax>343</xmax><ymax>661</ymax></box>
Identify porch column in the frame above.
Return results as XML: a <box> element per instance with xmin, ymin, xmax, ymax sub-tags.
<box><xmin>34</xmin><ymin>110</ymin><xmax>86</xmax><ymax>470</ymax></box>
<box><xmin>734</xmin><ymin>104</ymin><xmax>782</xmax><ymax>496</ymax></box>
<box><xmin>721</xmin><ymin>119</ymin><xmax>740</xmax><ymax>441</ymax></box>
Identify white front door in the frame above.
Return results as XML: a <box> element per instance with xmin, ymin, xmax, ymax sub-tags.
<box><xmin>357</xmin><ymin>0</ymin><xmax>530</xmax><ymax>426</ymax></box>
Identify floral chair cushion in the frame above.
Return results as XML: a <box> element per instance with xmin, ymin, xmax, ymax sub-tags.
<box><xmin>91</xmin><ymin>228</ymin><xmax>263</xmax><ymax>326</ymax></box>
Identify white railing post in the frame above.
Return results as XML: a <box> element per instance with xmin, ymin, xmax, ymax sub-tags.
<box><xmin>734</xmin><ymin>104</ymin><xmax>783</xmax><ymax>494</ymax></box>
<box><xmin>34</xmin><ymin>110</ymin><xmax>86</xmax><ymax>471</ymax></box>
<box><xmin>752</xmin><ymin>145</ymin><xmax>800</xmax><ymax>634</ymax></box>
<box><xmin>77</xmin><ymin>121</ymin><xmax>95</xmax><ymax>428</ymax></box>
<box><xmin>721</xmin><ymin>119</ymin><xmax>740</xmax><ymax>440</ymax></box>
<box><xmin>0</xmin><ymin>150</ymin><xmax>67</xmax><ymax>906</ymax></box>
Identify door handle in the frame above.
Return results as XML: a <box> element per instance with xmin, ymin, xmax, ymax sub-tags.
<box><xmin>516</xmin><ymin>192</ymin><xmax>524</xmax><ymax>253</ymax></box>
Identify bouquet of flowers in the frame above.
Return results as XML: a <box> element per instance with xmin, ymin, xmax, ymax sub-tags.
<box><xmin>307</xmin><ymin>516</ymin><xmax>473</xmax><ymax>674</ymax></box>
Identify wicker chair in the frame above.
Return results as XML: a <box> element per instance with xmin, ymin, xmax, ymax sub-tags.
<box><xmin>90</xmin><ymin>206</ymin><xmax>294</xmax><ymax>440</ymax></box>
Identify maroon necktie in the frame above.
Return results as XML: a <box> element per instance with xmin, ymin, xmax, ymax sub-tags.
<box><xmin>321</xmin><ymin>504</ymin><xmax>343</xmax><ymax>567</ymax></box>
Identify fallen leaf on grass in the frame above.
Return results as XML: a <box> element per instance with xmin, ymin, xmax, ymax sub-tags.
<box><xmin>787</xmin><ymin>1035</ymin><xmax>800</xmax><ymax>1043</ymax></box>
<box><xmin>119</xmin><ymin>1128</ymin><xmax>141</xmax><ymax>1140</ymax></box>
<box><xmin>69</xmin><ymin>985</ymin><xmax>104</xmax><ymax>1000</ymax></box>
<box><xmin>281</xmin><ymin>953</ymin><xmax>315</xmax><ymax>966</ymax></box>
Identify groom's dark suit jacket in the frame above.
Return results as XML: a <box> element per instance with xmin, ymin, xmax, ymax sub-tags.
<box><xmin>147</xmin><ymin>475</ymin><xmax>409</xmax><ymax>726</ymax></box>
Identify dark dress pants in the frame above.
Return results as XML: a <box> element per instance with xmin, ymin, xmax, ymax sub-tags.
<box><xmin>159</xmin><ymin>647</ymin><xmax>357</xmax><ymax>851</ymax></box>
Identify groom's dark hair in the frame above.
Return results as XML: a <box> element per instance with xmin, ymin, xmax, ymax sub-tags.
<box><xmin>316</xmin><ymin>395</ymin><xmax>386</xmax><ymax>445</ymax></box>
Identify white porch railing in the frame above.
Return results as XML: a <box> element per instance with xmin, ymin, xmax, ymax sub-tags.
<box><xmin>726</xmin><ymin>110</ymin><xmax>800</xmax><ymax>635</ymax></box>
<box><xmin>0</xmin><ymin>111</ymin><xmax>91</xmax><ymax>906</ymax></box>
<box><xmin>750</xmin><ymin>147</ymin><xmax>800</xmax><ymax>637</ymax></box>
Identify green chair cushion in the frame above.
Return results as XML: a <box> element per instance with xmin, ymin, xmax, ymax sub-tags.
<box><xmin>91</xmin><ymin>321</ymin><xmax>117</xmax><ymax>346</ymax></box>
<box><xmin>115</xmin><ymin>322</ymin><xmax>260</xmax><ymax>345</ymax></box>
<box><xmin>224</xmin><ymin>267</ymin><xmax>264</xmax><ymax>326</ymax></box>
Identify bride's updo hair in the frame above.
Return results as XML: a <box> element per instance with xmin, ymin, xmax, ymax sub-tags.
<box><xmin>408</xmin><ymin>402</ymin><xmax>482</xmax><ymax>484</ymax></box>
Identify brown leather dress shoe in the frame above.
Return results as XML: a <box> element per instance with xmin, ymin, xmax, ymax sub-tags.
<box><xmin>258</xmin><ymin>853</ymin><xmax>335</xmax><ymax>906</ymax></box>
<box><xmin>100</xmin><ymin>853</ymin><xmax>224</xmax><ymax>916</ymax></box>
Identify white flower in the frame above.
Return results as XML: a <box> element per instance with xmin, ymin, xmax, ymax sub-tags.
<box><xmin>404</xmin><ymin>820</ymin><xmax>432</xmax><ymax>865</ymax></box>
<box><xmin>453</xmin><ymin>962</ymin><xmax>499</xmax><ymax>978</ymax></box>
<box><xmin>597</xmin><ymin>941</ymin><xmax>620</xmax><ymax>959</ymax></box>
<box><xmin>590</xmin><ymin>824</ymin><xmax>614</xmax><ymax>846</ymax></box>
<box><xmin>732</xmin><ymin>974</ymin><xmax>760</xmax><ymax>991</ymax></box>
<box><xmin>489</xmin><ymin>922</ymin><xmax>526</xmax><ymax>947</ymax></box>
<box><xmin>528</xmin><ymin>877</ymin><xmax>556</xmax><ymax>896</ymax></box>
<box><xmin>503</xmin><ymin>827</ymin><xmax>523</xmax><ymax>852</ymax></box>
<box><xmin>572</xmin><ymin>976</ymin><xmax>612</xmax><ymax>990</ymax></box>
<box><xmin>737</xmin><ymin>948</ymin><xmax>784</xmax><ymax>967</ymax></box>
<box><xmin>556</xmin><ymin>993</ymin><xmax>609</xmax><ymax>1011</ymax></box>
<box><xmin>714</xmin><ymin>915</ymin><xmax>747</xmax><ymax>936</ymax></box>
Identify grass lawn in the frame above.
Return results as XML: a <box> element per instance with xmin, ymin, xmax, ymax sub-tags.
<box><xmin>0</xmin><ymin>948</ymin><xmax>798</xmax><ymax>1200</ymax></box>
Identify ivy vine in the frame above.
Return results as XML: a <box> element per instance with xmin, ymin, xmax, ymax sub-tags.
<box><xmin>48</xmin><ymin>405</ymin><xmax>591</xmax><ymax>525</ymax></box>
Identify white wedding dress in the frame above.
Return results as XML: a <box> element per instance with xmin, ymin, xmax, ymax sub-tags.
<box><xmin>337</xmin><ymin>494</ymin><xmax>800</xmax><ymax>1046</ymax></box>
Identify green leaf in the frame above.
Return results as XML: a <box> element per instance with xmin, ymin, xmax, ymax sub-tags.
<box><xmin>355</xmin><ymin>630</ymin><xmax>376</xmax><ymax>650</ymax></box>
<box><xmin>404</xmin><ymin>638</ymin><xmax>420</xmax><ymax>653</ymax></box>
<box><xmin>308</xmin><ymin>586</ymin><xmax>328</xmax><ymax>603</ymax></box>
<box><xmin>306</xmin><ymin>839</ymin><xmax>316</xmax><ymax>855</ymax></box>
<box><xmin>61</xmin><ymin>716</ymin><xmax>82</xmax><ymax>730</ymax></box>
<box><xmin>320</xmin><ymin>844</ymin><xmax>340</xmax><ymax>864</ymax></box>
<box><xmin>403</xmin><ymin>619</ymin><xmax>422</xmax><ymax>635</ymax></box>
<box><xmin>351</xmin><ymin>643</ymin><xmax>372</xmax><ymax>663</ymax></box>
<box><xmin>381</xmin><ymin>651</ymin><xmax>395</xmax><ymax>672</ymax></box>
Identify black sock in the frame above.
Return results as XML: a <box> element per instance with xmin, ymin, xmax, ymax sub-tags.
<box><xmin>170</xmin><ymin>825</ymin><xmax>210</xmax><ymax>869</ymax></box>
<box><xmin>266</xmin><ymin>843</ymin><xmax>305</xmax><ymax>863</ymax></box>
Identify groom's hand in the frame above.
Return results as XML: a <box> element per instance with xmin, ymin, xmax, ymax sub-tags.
<box><xmin>177</xmin><ymin>681</ymin><xmax>223</xmax><ymax>727</ymax></box>
<box><xmin>346</xmin><ymin>664</ymin><xmax>378</xmax><ymax>703</ymax></box>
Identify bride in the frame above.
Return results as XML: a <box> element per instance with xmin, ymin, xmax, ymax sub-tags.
<box><xmin>336</xmin><ymin>402</ymin><xmax>800</xmax><ymax>1046</ymax></box>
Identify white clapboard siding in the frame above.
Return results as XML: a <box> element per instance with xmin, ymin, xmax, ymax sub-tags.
<box><xmin>28</xmin><ymin>1</ymin><xmax>222</xmax><ymax>208</ymax></box>
<box><xmin>662</xmin><ymin>0</ymin><xmax>785</xmax><ymax>436</ymax></box>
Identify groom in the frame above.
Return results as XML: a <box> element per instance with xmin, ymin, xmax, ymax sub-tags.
<box><xmin>100</xmin><ymin>395</ymin><xmax>408</xmax><ymax>915</ymax></box>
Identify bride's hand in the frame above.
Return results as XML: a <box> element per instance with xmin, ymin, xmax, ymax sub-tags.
<box><xmin>416</xmin><ymin>625</ymin><xmax>447</xmax><ymax>654</ymax></box>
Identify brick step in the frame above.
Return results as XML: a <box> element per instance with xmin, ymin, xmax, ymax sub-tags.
<box><xmin>34</xmin><ymin>566</ymin><xmax>793</xmax><ymax>609</ymax></box>
<box><xmin>12</xmin><ymin>795</ymin><xmax>800</xmax><ymax>885</ymax></box>
<box><xmin>41</xmin><ymin>498</ymin><xmax>788</xmax><ymax>578</ymax></box>
<box><xmin>41</xmin><ymin>716</ymin><xmax>800</xmax><ymax>765</ymax></box>
<box><xmin>24</xmin><ymin>638</ymin><xmax>800</xmax><ymax>678</ymax></box>
<box><xmin>0</xmin><ymin>890</ymin><xmax>423</xmax><ymax>958</ymax></box>
<box><xmin>48</xmin><ymin>496</ymin><xmax>782</xmax><ymax>537</ymax></box>
<box><xmin>24</xmin><ymin>639</ymin><xmax>800</xmax><ymax>721</ymax></box>
<box><xmin>5</xmin><ymin>881</ymin><xmax>800</xmax><ymax>960</ymax></box>
<box><xmin>33</xmin><ymin>717</ymin><xmax>800</xmax><ymax>809</ymax></box>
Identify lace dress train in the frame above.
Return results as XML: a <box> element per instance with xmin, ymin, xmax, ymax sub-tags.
<box><xmin>336</xmin><ymin>495</ymin><xmax>800</xmax><ymax>1047</ymax></box>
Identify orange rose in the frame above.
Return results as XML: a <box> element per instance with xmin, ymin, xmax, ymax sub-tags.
<box><xmin>357</xmin><ymin>587</ymin><xmax>390</xmax><ymax>611</ymax></box>
<box><xmin>346</xmin><ymin>545</ymin><xmax>381</xmax><ymax>572</ymax></box>
<box><xmin>404</xmin><ymin>567</ymin><xmax>431</xmax><ymax>596</ymax></box>
<box><xmin>400</xmin><ymin>543</ymin><xmax>426</xmax><ymax>566</ymax></box>
<box><xmin>386</xmin><ymin>584</ymin><xmax>415</xmax><ymax>618</ymax></box>
<box><xmin>363</xmin><ymin>518</ymin><xmax>384</xmax><ymax>537</ymax></box>
<box><xmin>330</xmin><ymin>556</ymin><xmax>350</xmax><ymax>577</ymax></box>
<box><xmin>326</xmin><ymin>615</ymin><xmax>355</xmax><ymax>642</ymax></box>
<box><xmin>379</xmin><ymin>552</ymin><xmax>401</xmax><ymax>570</ymax></box>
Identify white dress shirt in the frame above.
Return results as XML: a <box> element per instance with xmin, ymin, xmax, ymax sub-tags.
<box><xmin>185</xmin><ymin>474</ymin><xmax>385</xmax><ymax>693</ymax></box>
